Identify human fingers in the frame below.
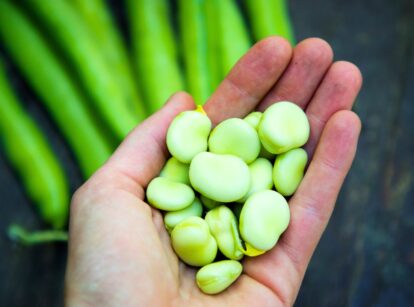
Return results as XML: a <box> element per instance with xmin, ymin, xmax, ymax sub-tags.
<box><xmin>204</xmin><ymin>36</ymin><xmax>292</xmax><ymax>125</ymax></box>
<box><xmin>258</xmin><ymin>38</ymin><xmax>333</xmax><ymax>111</ymax></box>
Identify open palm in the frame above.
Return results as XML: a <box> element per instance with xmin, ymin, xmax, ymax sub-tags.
<box><xmin>65</xmin><ymin>37</ymin><xmax>362</xmax><ymax>307</ymax></box>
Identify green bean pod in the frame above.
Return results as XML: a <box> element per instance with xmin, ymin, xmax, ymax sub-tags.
<box><xmin>72</xmin><ymin>0</ymin><xmax>146</xmax><ymax>117</ymax></box>
<box><xmin>0</xmin><ymin>1</ymin><xmax>112</xmax><ymax>177</ymax></box>
<box><xmin>8</xmin><ymin>224</ymin><xmax>68</xmax><ymax>244</ymax></box>
<box><xmin>216</xmin><ymin>0</ymin><xmax>251</xmax><ymax>76</ymax></box>
<box><xmin>178</xmin><ymin>0</ymin><xmax>213</xmax><ymax>104</ymax></box>
<box><xmin>127</xmin><ymin>0</ymin><xmax>184</xmax><ymax>113</ymax></box>
<box><xmin>204</xmin><ymin>0</ymin><xmax>222</xmax><ymax>91</ymax></box>
<box><xmin>0</xmin><ymin>61</ymin><xmax>68</xmax><ymax>229</ymax></box>
<box><xmin>18</xmin><ymin>0</ymin><xmax>144</xmax><ymax>139</ymax></box>
<box><xmin>243</xmin><ymin>0</ymin><xmax>296</xmax><ymax>45</ymax></box>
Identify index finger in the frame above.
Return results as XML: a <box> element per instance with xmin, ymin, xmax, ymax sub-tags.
<box><xmin>204</xmin><ymin>36</ymin><xmax>292</xmax><ymax>125</ymax></box>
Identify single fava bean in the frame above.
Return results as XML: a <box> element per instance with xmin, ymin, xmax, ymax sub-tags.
<box><xmin>243</xmin><ymin>111</ymin><xmax>262</xmax><ymax>130</ymax></box>
<box><xmin>166</xmin><ymin>106</ymin><xmax>212</xmax><ymax>163</ymax></box>
<box><xmin>208</xmin><ymin>118</ymin><xmax>261</xmax><ymax>164</ymax></box>
<box><xmin>239</xmin><ymin>190</ymin><xmax>290</xmax><ymax>251</ymax></box>
<box><xmin>196</xmin><ymin>260</ymin><xmax>242</xmax><ymax>294</ymax></box>
<box><xmin>189</xmin><ymin>152</ymin><xmax>250</xmax><ymax>202</ymax></box>
<box><xmin>146</xmin><ymin>177</ymin><xmax>194</xmax><ymax>211</ymax></box>
<box><xmin>159</xmin><ymin>157</ymin><xmax>190</xmax><ymax>185</ymax></box>
<box><xmin>164</xmin><ymin>197</ymin><xmax>203</xmax><ymax>232</ymax></box>
<box><xmin>171</xmin><ymin>216</ymin><xmax>217</xmax><ymax>266</ymax></box>
<box><xmin>243</xmin><ymin>112</ymin><xmax>275</xmax><ymax>160</ymax></box>
<box><xmin>200</xmin><ymin>195</ymin><xmax>221</xmax><ymax>210</ymax></box>
<box><xmin>205</xmin><ymin>206</ymin><xmax>244</xmax><ymax>260</ymax></box>
<box><xmin>258</xmin><ymin>101</ymin><xmax>310</xmax><ymax>154</ymax></box>
<box><xmin>273</xmin><ymin>148</ymin><xmax>308</xmax><ymax>196</ymax></box>
<box><xmin>237</xmin><ymin>158</ymin><xmax>273</xmax><ymax>203</ymax></box>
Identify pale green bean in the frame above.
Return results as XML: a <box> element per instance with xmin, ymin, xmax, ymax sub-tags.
<box><xmin>273</xmin><ymin>148</ymin><xmax>308</xmax><ymax>196</ymax></box>
<box><xmin>259</xmin><ymin>101</ymin><xmax>309</xmax><ymax>154</ymax></box>
<box><xmin>159</xmin><ymin>157</ymin><xmax>190</xmax><ymax>185</ymax></box>
<box><xmin>196</xmin><ymin>260</ymin><xmax>242</xmax><ymax>294</ymax></box>
<box><xmin>208</xmin><ymin>118</ymin><xmax>260</xmax><ymax>163</ymax></box>
<box><xmin>166</xmin><ymin>107</ymin><xmax>211</xmax><ymax>163</ymax></box>
<box><xmin>243</xmin><ymin>111</ymin><xmax>262</xmax><ymax>129</ymax></box>
<box><xmin>146</xmin><ymin>177</ymin><xmax>194</xmax><ymax>211</ymax></box>
<box><xmin>164</xmin><ymin>197</ymin><xmax>203</xmax><ymax>232</ymax></box>
<box><xmin>171</xmin><ymin>216</ymin><xmax>217</xmax><ymax>266</ymax></box>
<box><xmin>205</xmin><ymin>206</ymin><xmax>244</xmax><ymax>260</ymax></box>
<box><xmin>190</xmin><ymin>152</ymin><xmax>250</xmax><ymax>202</ymax></box>
<box><xmin>237</xmin><ymin>158</ymin><xmax>273</xmax><ymax>203</ymax></box>
<box><xmin>200</xmin><ymin>195</ymin><xmax>221</xmax><ymax>210</ymax></box>
<box><xmin>239</xmin><ymin>190</ymin><xmax>290</xmax><ymax>251</ymax></box>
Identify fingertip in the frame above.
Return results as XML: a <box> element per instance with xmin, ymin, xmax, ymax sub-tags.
<box><xmin>316</xmin><ymin>110</ymin><xmax>362</xmax><ymax>163</ymax></box>
<box><xmin>164</xmin><ymin>91</ymin><xmax>196</xmax><ymax>110</ymax></box>
<box><xmin>328</xmin><ymin>109</ymin><xmax>362</xmax><ymax>138</ymax></box>
<box><xmin>295</xmin><ymin>37</ymin><xmax>334</xmax><ymax>66</ymax></box>
<box><xmin>254</xmin><ymin>35</ymin><xmax>293</xmax><ymax>65</ymax></box>
<box><xmin>330</xmin><ymin>61</ymin><xmax>363</xmax><ymax>93</ymax></box>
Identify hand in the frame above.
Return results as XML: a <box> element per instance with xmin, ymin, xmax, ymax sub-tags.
<box><xmin>65</xmin><ymin>37</ymin><xmax>362</xmax><ymax>307</ymax></box>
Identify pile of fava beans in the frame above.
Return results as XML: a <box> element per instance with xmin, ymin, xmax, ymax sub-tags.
<box><xmin>146</xmin><ymin>101</ymin><xmax>310</xmax><ymax>294</ymax></box>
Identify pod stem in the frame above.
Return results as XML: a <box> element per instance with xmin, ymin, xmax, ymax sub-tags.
<box><xmin>7</xmin><ymin>224</ymin><xmax>68</xmax><ymax>245</ymax></box>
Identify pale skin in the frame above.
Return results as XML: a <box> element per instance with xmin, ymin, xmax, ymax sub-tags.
<box><xmin>65</xmin><ymin>37</ymin><xmax>362</xmax><ymax>307</ymax></box>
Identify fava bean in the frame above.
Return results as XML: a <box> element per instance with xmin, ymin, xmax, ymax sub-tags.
<box><xmin>190</xmin><ymin>152</ymin><xmax>250</xmax><ymax>202</ymax></box>
<box><xmin>243</xmin><ymin>112</ymin><xmax>274</xmax><ymax>160</ymax></box>
<box><xmin>273</xmin><ymin>148</ymin><xmax>308</xmax><ymax>196</ymax></box>
<box><xmin>205</xmin><ymin>206</ymin><xmax>244</xmax><ymax>260</ymax></box>
<box><xmin>239</xmin><ymin>190</ymin><xmax>290</xmax><ymax>251</ymax></box>
<box><xmin>200</xmin><ymin>195</ymin><xmax>221</xmax><ymax>210</ymax></box>
<box><xmin>164</xmin><ymin>197</ymin><xmax>203</xmax><ymax>232</ymax></box>
<box><xmin>208</xmin><ymin>118</ymin><xmax>260</xmax><ymax>163</ymax></box>
<box><xmin>237</xmin><ymin>157</ymin><xmax>273</xmax><ymax>203</ymax></box>
<box><xmin>166</xmin><ymin>107</ymin><xmax>211</xmax><ymax>163</ymax></box>
<box><xmin>196</xmin><ymin>260</ymin><xmax>242</xmax><ymax>294</ymax></box>
<box><xmin>243</xmin><ymin>111</ymin><xmax>262</xmax><ymax>129</ymax></box>
<box><xmin>146</xmin><ymin>177</ymin><xmax>194</xmax><ymax>211</ymax></box>
<box><xmin>160</xmin><ymin>157</ymin><xmax>190</xmax><ymax>185</ymax></box>
<box><xmin>258</xmin><ymin>101</ymin><xmax>309</xmax><ymax>154</ymax></box>
<box><xmin>171</xmin><ymin>216</ymin><xmax>217</xmax><ymax>266</ymax></box>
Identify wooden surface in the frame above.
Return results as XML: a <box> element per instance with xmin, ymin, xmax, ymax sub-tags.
<box><xmin>1</xmin><ymin>0</ymin><xmax>414</xmax><ymax>306</ymax></box>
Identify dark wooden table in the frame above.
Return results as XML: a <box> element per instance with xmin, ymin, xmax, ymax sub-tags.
<box><xmin>1</xmin><ymin>0</ymin><xmax>414</xmax><ymax>306</ymax></box>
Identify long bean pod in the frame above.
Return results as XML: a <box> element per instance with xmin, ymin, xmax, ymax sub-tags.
<box><xmin>72</xmin><ymin>0</ymin><xmax>146</xmax><ymax>117</ymax></box>
<box><xmin>127</xmin><ymin>0</ymin><xmax>184</xmax><ymax>113</ymax></box>
<box><xmin>178</xmin><ymin>0</ymin><xmax>212</xmax><ymax>104</ymax></box>
<box><xmin>0</xmin><ymin>1</ymin><xmax>112</xmax><ymax>177</ymax></box>
<box><xmin>18</xmin><ymin>0</ymin><xmax>144</xmax><ymax>139</ymax></box>
<box><xmin>243</xmin><ymin>0</ymin><xmax>296</xmax><ymax>44</ymax></box>
<box><xmin>0</xmin><ymin>60</ymin><xmax>68</xmax><ymax>229</ymax></box>
<box><xmin>216</xmin><ymin>0</ymin><xmax>251</xmax><ymax>76</ymax></box>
